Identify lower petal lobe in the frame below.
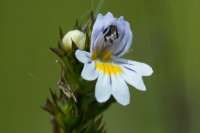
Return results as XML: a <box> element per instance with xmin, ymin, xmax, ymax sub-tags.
<box><xmin>95</xmin><ymin>72</ymin><xmax>112</xmax><ymax>103</ymax></box>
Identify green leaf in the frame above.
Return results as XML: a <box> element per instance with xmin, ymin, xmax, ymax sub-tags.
<box><xmin>59</xmin><ymin>26</ymin><xmax>64</xmax><ymax>40</ymax></box>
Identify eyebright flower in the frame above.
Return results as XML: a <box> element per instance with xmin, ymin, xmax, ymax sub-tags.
<box><xmin>62</xmin><ymin>30</ymin><xmax>86</xmax><ymax>51</ymax></box>
<box><xmin>75</xmin><ymin>12</ymin><xmax>153</xmax><ymax>106</ymax></box>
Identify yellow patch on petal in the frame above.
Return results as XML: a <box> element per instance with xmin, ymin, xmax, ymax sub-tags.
<box><xmin>101</xmin><ymin>49</ymin><xmax>112</xmax><ymax>62</ymax></box>
<box><xmin>91</xmin><ymin>50</ymin><xmax>98</xmax><ymax>60</ymax></box>
<box><xmin>91</xmin><ymin>50</ymin><xmax>112</xmax><ymax>62</ymax></box>
<box><xmin>96</xmin><ymin>62</ymin><xmax>122</xmax><ymax>74</ymax></box>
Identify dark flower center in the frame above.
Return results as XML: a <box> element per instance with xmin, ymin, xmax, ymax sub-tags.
<box><xmin>103</xmin><ymin>25</ymin><xmax>119</xmax><ymax>44</ymax></box>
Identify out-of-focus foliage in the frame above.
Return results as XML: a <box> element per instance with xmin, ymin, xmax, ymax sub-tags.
<box><xmin>0</xmin><ymin>0</ymin><xmax>200</xmax><ymax>133</ymax></box>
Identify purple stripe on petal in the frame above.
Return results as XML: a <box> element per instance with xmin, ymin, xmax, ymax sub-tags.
<box><xmin>101</xmin><ymin>27</ymin><xmax>105</xmax><ymax>35</ymax></box>
<box><xmin>120</xmin><ymin>31</ymin><xmax>125</xmax><ymax>42</ymax></box>
<box><xmin>115</xmin><ymin>60</ymin><xmax>127</xmax><ymax>64</ymax></box>
<box><xmin>114</xmin><ymin>40</ymin><xmax>128</xmax><ymax>56</ymax></box>
<box><xmin>124</xmin><ymin>66</ymin><xmax>137</xmax><ymax>73</ymax></box>
<box><xmin>86</xmin><ymin>54</ymin><xmax>90</xmax><ymax>58</ymax></box>
<box><xmin>109</xmin><ymin>75</ymin><xmax>112</xmax><ymax>85</ymax></box>
<box><xmin>115</xmin><ymin>61</ymin><xmax>135</xmax><ymax>66</ymax></box>
<box><xmin>92</xmin><ymin>27</ymin><xmax>105</xmax><ymax>51</ymax></box>
<box><xmin>87</xmin><ymin>61</ymin><xmax>97</xmax><ymax>74</ymax></box>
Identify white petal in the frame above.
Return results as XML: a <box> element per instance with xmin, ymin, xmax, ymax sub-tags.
<box><xmin>75</xmin><ymin>50</ymin><xmax>91</xmax><ymax>64</ymax></box>
<box><xmin>121</xmin><ymin>66</ymin><xmax>146</xmax><ymax>91</ymax></box>
<box><xmin>114</xmin><ymin>58</ymin><xmax>153</xmax><ymax>76</ymax></box>
<box><xmin>105</xmin><ymin>12</ymin><xmax>114</xmax><ymax>18</ymax></box>
<box><xmin>103</xmin><ymin>12</ymin><xmax>115</xmax><ymax>27</ymax></box>
<box><xmin>90</xmin><ymin>12</ymin><xmax>116</xmax><ymax>52</ymax></box>
<box><xmin>113</xmin><ymin>21</ymin><xmax>133</xmax><ymax>57</ymax></box>
<box><xmin>115</xmin><ymin>16</ymin><xmax>125</xmax><ymax>40</ymax></box>
<box><xmin>129</xmin><ymin>61</ymin><xmax>153</xmax><ymax>76</ymax></box>
<box><xmin>81</xmin><ymin>61</ymin><xmax>98</xmax><ymax>81</ymax></box>
<box><xmin>111</xmin><ymin>74</ymin><xmax>130</xmax><ymax>106</ymax></box>
<box><xmin>95</xmin><ymin>72</ymin><xmax>112</xmax><ymax>103</ymax></box>
<box><xmin>90</xmin><ymin>14</ymin><xmax>104</xmax><ymax>52</ymax></box>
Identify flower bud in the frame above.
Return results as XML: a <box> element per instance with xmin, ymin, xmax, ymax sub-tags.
<box><xmin>62</xmin><ymin>30</ymin><xmax>86</xmax><ymax>52</ymax></box>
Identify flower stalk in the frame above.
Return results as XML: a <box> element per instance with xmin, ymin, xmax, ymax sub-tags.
<box><xmin>43</xmin><ymin>12</ymin><xmax>114</xmax><ymax>133</ymax></box>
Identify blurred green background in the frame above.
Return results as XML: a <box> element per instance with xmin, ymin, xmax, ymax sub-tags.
<box><xmin>0</xmin><ymin>0</ymin><xmax>200</xmax><ymax>133</ymax></box>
